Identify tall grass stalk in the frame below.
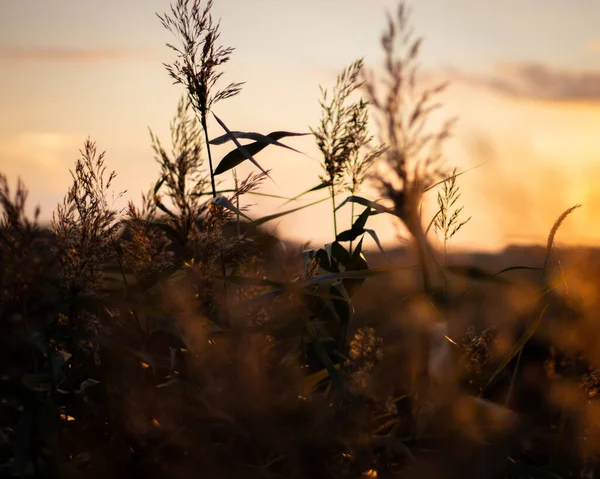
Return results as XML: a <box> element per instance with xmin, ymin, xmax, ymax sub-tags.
<box><xmin>433</xmin><ymin>167</ymin><xmax>471</xmax><ymax>265</ymax></box>
<box><xmin>363</xmin><ymin>2</ymin><xmax>455</xmax><ymax>296</ymax></box>
<box><xmin>312</xmin><ymin>59</ymin><xmax>368</xmax><ymax>238</ymax></box>
<box><xmin>158</xmin><ymin>0</ymin><xmax>244</xmax><ymax>199</ymax></box>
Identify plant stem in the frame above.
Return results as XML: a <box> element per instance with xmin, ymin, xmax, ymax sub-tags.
<box><xmin>201</xmin><ymin>113</ymin><xmax>218</xmax><ymax>199</ymax></box>
<box><xmin>201</xmin><ymin>110</ymin><xmax>229</xmax><ymax>326</ymax></box>
<box><xmin>330</xmin><ymin>185</ymin><xmax>338</xmax><ymax>238</ymax></box>
<box><xmin>505</xmin><ymin>348</ymin><xmax>523</xmax><ymax>408</ymax></box>
<box><xmin>349</xmin><ymin>199</ymin><xmax>355</xmax><ymax>255</ymax></box>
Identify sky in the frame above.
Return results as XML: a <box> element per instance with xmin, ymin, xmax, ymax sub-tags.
<box><xmin>1</xmin><ymin>0</ymin><xmax>600</xmax><ymax>252</ymax></box>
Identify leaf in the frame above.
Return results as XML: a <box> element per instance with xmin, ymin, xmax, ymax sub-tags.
<box><xmin>157</xmin><ymin>377</ymin><xmax>180</xmax><ymax>389</ymax></box>
<box><xmin>303</xmin><ymin>317</ymin><xmax>344</xmax><ymax>391</ymax></box>
<box><xmin>214</xmin><ymin>141</ymin><xmax>270</xmax><ymax>175</ymax></box>
<box><xmin>251</xmin><ymin>196</ymin><xmax>330</xmax><ymax>227</ymax></box>
<box><xmin>425</xmin><ymin>209</ymin><xmax>442</xmax><ymax>237</ymax></box>
<box><xmin>330</xmin><ymin>281</ymin><xmax>353</xmax><ymax>348</ymax></box>
<box><xmin>193</xmin><ymin>189</ymin><xmax>292</xmax><ymax>200</ymax></box>
<box><xmin>303</xmin><ymin>265</ymin><xmax>418</xmax><ymax>288</ymax></box>
<box><xmin>330</xmin><ymin>241</ymin><xmax>351</xmax><ymax>267</ymax></box>
<box><xmin>344</xmin><ymin>239</ymin><xmax>371</xmax><ymax>298</ymax></box>
<box><xmin>483</xmin><ymin>304</ymin><xmax>548</xmax><ymax>392</ymax></box>
<box><xmin>423</xmin><ymin>160</ymin><xmax>489</xmax><ymax>193</ymax></box>
<box><xmin>496</xmin><ymin>265</ymin><xmax>542</xmax><ymax>275</ymax></box>
<box><xmin>209</xmin><ymin>130</ymin><xmax>307</xmax><ymax>155</ymax></box>
<box><xmin>210</xmin><ymin>195</ymin><xmax>252</xmax><ymax>220</ymax></box>
<box><xmin>282</xmin><ymin>180</ymin><xmax>332</xmax><ymax>206</ymax></box>
<box><xmin>153</xmin><ymin>174</ymin><xmax>168</xmax><ymax>195</ymax></box>
<box><xmin>311</xmin><ymin>247</ymin><xmax>339</xmax><ymax>273</ymax></box>
<box><xmin>210</xmin><ymin>130</ymin><xmax>310</xmax><ymax>146</ymax></box>
<box><xmin>336</xmin><ymin>228</ymin><xmax>363</xmax><ymax>243</ymax></box>
<box><xmin>458</xmin><ymin>265</ymin><xmax>542</xmax><ymax>298</ymax></box>
<box><xmin>212</xmin><ymin>113</ymin><xmax>272</xmax><ymax>179</ymax></box>
<box><xmin>335</xmin><ymin>195</ymin><xmax>392</xmax><ymax>215</ymax></box>
<box><xmin>155</xmin><ymin>198</ymin><xmax>178</xmax><ymax>218</ymax></box>
<box><xmin>324</xmin><ymin>242</ymin><xmax>334</xmax><ymax>265</ymax></box>
<box><xmin>445</xmin><ymin>265</ymin><xmax>512</xmax><ymax>285</ymax></box>
<box><xmin>79</xmin><ymin>378</ymin><xmax>100</xmax><ymax>393</ymax></box>
<box><xmin>364</xmin><ymin>229</ymin><xmax>388</xmax><ymax>258</ymax></box>
<box><xmin>336</xmin><ymin>207</ymin><xmax>372</xmax><ymax>242</ymax></box>
<box><xmin>303</xmin><ymin>365</ymin><xmax>341</xmax><ymax>395</ymax></box>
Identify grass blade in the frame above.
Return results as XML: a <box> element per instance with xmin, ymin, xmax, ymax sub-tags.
<box><xmin>251</xmin><ymin>196</ymin><xmax>329</xmax><ymax>227</ymax></box>
<box><xmin>211</xmin><ymin>195</ymin><xmax>252</xmax><ymax>221</ymax></box>
<box><xmin>482</xmin><ymin>304</ymin><xmax>548</xmax><ymax>394</ymax></box>
<box><xmin>212</xmin><ymin>113</ymin><xmax>273</xmax><ymax>181</ymax></box>
<box><xmin>282</xmin><ymin>180</ymin><xmax>332</xmax><ymax>206</ymax></box>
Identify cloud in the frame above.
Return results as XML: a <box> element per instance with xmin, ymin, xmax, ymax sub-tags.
<box><xmin>448</xmin><ymin>62</ymin><xmax>600</xmax><ymax>103</ymax></box>
<box><xmin>0</xmin><ymin>46</ymin><xmax>156</xmax><ymax>63</ymax></box>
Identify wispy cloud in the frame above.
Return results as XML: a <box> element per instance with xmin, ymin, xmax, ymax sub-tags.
<box><xmin>448</xmin><ymin>62</ymin><xmax>600</xmax><ymax>103</ymax></box>
<box><xmin>0</xmin><ymin>46</ymin><xmax>156</xmax><ymax>63</ymax></box>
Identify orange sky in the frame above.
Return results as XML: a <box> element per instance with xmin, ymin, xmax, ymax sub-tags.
<box><xmin>1</xmin><ymin>0</ymin><xmax>600</xmax><ymax>252</ymax></box>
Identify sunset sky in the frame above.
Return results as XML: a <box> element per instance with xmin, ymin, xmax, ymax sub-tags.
<box><xmin>1</xmin><ymin>0</ymin><xmax>600</xmax><ymax>251</ymax></box>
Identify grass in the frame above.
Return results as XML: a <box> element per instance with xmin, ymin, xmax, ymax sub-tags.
<box><xmin>0</xmin><ymin>1</ymin><xmax>598</xmax><ymax>478</ymax></box>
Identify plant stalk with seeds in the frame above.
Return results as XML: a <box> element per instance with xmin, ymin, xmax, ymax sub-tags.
<box><xmin>433</xmin><ymin>167</ymin><xmax>471</xmax><ymax>266</ymax></box>
<box><xmin>363</xmin><ymin>1</ymin><xmax>455</xmax><ymax>296</ymax></box>
<box><xmin>158</xmin><ymin>0</ymin><xmax>244</xmax><ymax>200</ymax></box>
<box><xmin>312</xmin><ymin>58</ymin><xmax>371</xmax><ymax>238</ymax></box>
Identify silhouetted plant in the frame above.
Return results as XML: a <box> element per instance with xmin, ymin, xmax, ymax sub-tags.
<box><xmin>158</xmin><ymin>0</ymin><xmax>243</xmax><ymax>198</ymax></box>
<box><xmin>433</xmin><ymin>167</ymin><xmax>471</xmax><ymax>264</ymax></box>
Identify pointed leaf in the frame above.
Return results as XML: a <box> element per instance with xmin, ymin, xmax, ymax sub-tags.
<box><xmin>364</xmin><ymin>229</ymin><xmax>388</xmax><ymax>258</ymax></box>
<box><xmin>303</xmin><ymin>365</ymin><xmax>341</xmax><ymax>395</ymax></box>
<box><xmin>336</xmin><ymin>207</ymin><xmax>372</xmax><ymax>242</ymax></box>
<box><xmin>210</xmin><ymin>130</ymin><xmax>310</xmax><ymax>145</ymax></box>
<box><xmin>251</xmin><ymin>196</ymin><xmax>329</xmax><ymax>227</ymax></box>
<box><xmin>424</xmin><ymin>161</ymin><xmax>489</xmax><ymax>193</ymax></box>
<box><xmin>212</xmin><ymin>113</ymin><xmax>272</xmax><ymax>180</ymax></box>
<box><xmin>210</xmin><ymin>195</ymin><xmax>252</xmax><ymax>220</ymax></box>
<box><xmin>304</xmin><ymin>265</ymin><xmax>419</xmax><ymax>287</ymax></box>
<box><xmin>214</xmin><ymin>141</ymin><xmax>269</xmax><ymax>174</ymax></box>
<box><xmin>194</xmin><ymin>189</ymin><xmax>293</xmax><ymax>201</ymax></box>
<box><xmin>324</xmin><ymin>242</ymin><xmax>334</xmax><ymax>265</ymax></box>
<box><xmin>336</xmin><ymin>228</ymin><xmax>364</xmax><ymax>243</ymax></box>
<box><xmin>330</xmin><ymin>241</ymin><xmax>351</xmax><ymax>267</ymax></box>
<box><xmin>282</xmin><ymin>180</ymin><xmax>333</xmax><ymax>206</ymax></box>
<box><xmin>331</xmin><ymin>281</ymin><xmax>353</xmax><ymax>348</ymax></box>
<box><xmin>155</xmin><ymin>198</ymin><xmax>178</xmax><ymax>219</ymax></box>
<box><xmin>79</xmin><ymin>378</ymin><xmax>100</xmax><ymax>393</ymax></box>
<box><xmin>336</xmin><ymin>195</ymin><xmax>392</xmax><ymax>215</ymax></box>
<box><xmin>445</xmin><ymin>265</ymin><xmax>512</xmax><ymax>284</ymax></box>
<box><xmin>303</xmin><ymin>317</ymin><xmax>344</xmax><ymax>391</ymax></box>
<box><xmin>209</xmin><ymin>130</ymin><xmax>306</xmax><ymax>155</ymax></box>
<box><xmin>153</xmin><ymin>174</ymin><xmax>168</xmax><ymax>195</ymax></box>
<box><xmin>483</xmin><ymin>304</ymin><xmax>548</xmax><ymax>392</ymax></box>
<box><xmin>425</xmin><ymin>209</ymin><xmax>442</xmax><ymax>237</ymax></box>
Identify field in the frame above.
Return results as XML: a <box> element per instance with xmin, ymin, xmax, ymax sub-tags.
<box><xmin>1</xmin><ymin>1</ymin><xmax>599</xmax><ymax>478</ymax></box>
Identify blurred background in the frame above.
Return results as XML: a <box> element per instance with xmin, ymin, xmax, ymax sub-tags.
<box><xmin>1</xmin><ymin>0</ymin><xmax>599</xmax><ymax>251</ymax></box>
